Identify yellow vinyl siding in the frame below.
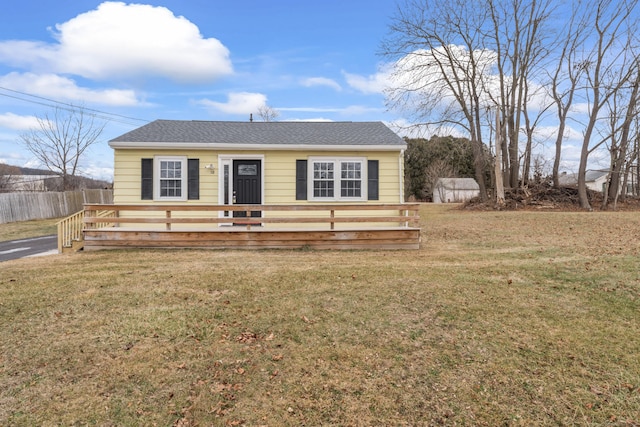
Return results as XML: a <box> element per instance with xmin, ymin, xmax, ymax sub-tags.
<box><xmin>261</xmin><ymin>150</ymin><xmax>402</xmax><ymax>204</ymax></box>
<box><xmin>113</xmin><ymin>149</ymin><xmax>218</xmax><ymax>204</ymax></box>
<box><xmin>114</xmin><ymin>149</ymin><xmax>402</xmax><ymax>204</ymax></box>
<box><xmin>112</xmin><ymin>149</ymin><xmax>404</xmax><ymax>229</ymax></box>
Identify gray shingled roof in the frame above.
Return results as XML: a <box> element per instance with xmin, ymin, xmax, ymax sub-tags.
<box><xmin>435</xmin><ymin>178</ymin><xmax>480</xmax><ymax>191</ymax></box>
<box><xmin>558</xmin><ymin>170</ymin><xmax>608</xmax><ymax>186</ymax></box>
<box><xmin>109</xmin><ymin>120</ymin><xmax>405</xmax><ymax>147</ymax></box>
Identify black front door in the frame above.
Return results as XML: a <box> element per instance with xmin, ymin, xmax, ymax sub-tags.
<box><xmin>233</xmin><ymin>160</ymin><xmax>261</xmax><ymax>219</ymax></box>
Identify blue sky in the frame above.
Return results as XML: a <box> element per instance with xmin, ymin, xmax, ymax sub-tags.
<box><xmin>0</xmin><ymin>1</ymin><xmax>402</xmax><ymax>180</ymax></box>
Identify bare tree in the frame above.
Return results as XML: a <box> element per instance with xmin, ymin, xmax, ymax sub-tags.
<box><xmin>547</xmin><ymin>1</ymin><xmax>591</xmax><ymax>188</ymax></box>
<box><xmin>574</xmin><ymin>0</ymin><xmax>639</xmax><ymax>209</ymax></box>
<box><xmin>19</xmin><ymin>107</ymin><xmax>105</xmax><ymax>191</ymax></box>
<box><xmin>383</xmin><ymin>0</ymin><xmax>493</xmax><ymax>201</ymax></box>
<box><xmin>257</xmin><ymin>105</ymin><xmax>280</xmax><ymax>122</ymax></box>
<box><xmin>486</xmin><ymin>0</ymin><xmax>554</xmax><ymax>188</ymax></box>
<box><xmin>620</xmin><ymin>125</ymin><xmax>640</xmax><ymax>198</ymax></box>
<box><xmin>531</xmin><ymin>153</ymin><xmax>550</xmax><ymax>183</ymax></box>
<box><xmin>494</xmin><ymin>114</ymin><xmax>505</xmax><ymax>205</ymax></box>
<box><xmin>384</xmin><ymin>0</ymin><xmax>555</xmax><ymax>199</ymax></box>
<box><xmin>602</xmin><ymin>61</ymin><xmax>640</xmax><ymax>209</ymax></box>
<box><xmin>0</xmin><ymin>163</ymin><xmax>20</xmax><ymax>193</ymax></box>
<box><xmin>424</xmin><ymin>158</ymin><xmax>455</xmax><ymax>200</ymax></box>
<box><xmin>385</xmin><ymin>0</ymin><xmax>640</xmax><ymax>210</ymax></box>
<box><xmin>520</xmin><ymin>81</ymin><xmax>554</xmax><ymax>186</ymax></box>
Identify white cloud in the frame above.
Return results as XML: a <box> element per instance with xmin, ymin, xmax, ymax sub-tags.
<box><xmin>0</xmin><ymin>41</ymin><xmax>52</xmax><ymax>70</ymax></box>
<box><xmin>0</xmin><ymin>136</ymin><xmax>30</xmax><ymax>166</ymax></box>
<box><xmin>571</xmin><ymin>102</ymin><xmax>591</xmax><ymax>114</ymax></box>
<box><xmin>283</xmin><ymin>117</ymin><xmax>334</xmax><ymax>122</ymax></box>
<box><xmin>536</xmin><ymin>124</ymin><xmax>584</xmax><ymax>145</ymax></box>
<box><xmin>301</xmin><ymin>77</ymin><xmax>342</xmax><ymax>91</ymax></box>
<box><xmin>279</xmin><ymin>107</ymin><xmax>343</xmax><ymax>113</ymax></box>
<box><xmin>0</xmin><ymin>72</ymin><xmax>141</xmax><ymax>106</ymax></box>
<box><xmin>198</xmin><ymin>92</ymin><xmax>267</xmax><ymax>115</ymax></box>
<box><xmin>0</xmin><ymin>2</ymin><xmax>233</xmax><ymax>83</ymax></box>
<box><xmin>0</xmin><ymin>112</ymin><xmax>40</xmax><ymax>130</ymax></box>
<box><xmin>82</xmin><ymin>164</ymin><xmax>114</xmax><ymax>182</ymax></box>
<box><xmin>343</xmin><ymin>68</ymin><xmax>391</xmax><ymax>94</ymax></box>
<box><xmin>341</xmin><ymin>105</ymin><xmax>383</xmax><ymax>115</ymax></box>
<box><xmin>278</xmin><ymin>105</ymin><xmax>382</xmax><ymax>115</ymax></box>
<box><xmin>390</xmin><ymin>47</ymin><xmax>499</xmax><ymax>106</ymax></box>
<box><xmin>22</xmin><ymin>158</ymin><xmax>43</xmax><ymax>169</ymax></box>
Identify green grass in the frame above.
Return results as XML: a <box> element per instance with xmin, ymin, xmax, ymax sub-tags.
<box><xmin>1</xmin><ymin>205</ymin><xmax>639</xmax><ymax>426</ymax></box>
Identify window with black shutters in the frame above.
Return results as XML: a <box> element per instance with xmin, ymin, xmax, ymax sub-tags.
<box><xmin>140</xmin><ymin>156</ymin><xmax>200</xmax><ymax>201</ymax></box>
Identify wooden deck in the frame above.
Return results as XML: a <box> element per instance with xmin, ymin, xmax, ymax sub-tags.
<box><xmin>80</xmin><ymin>203</ymin><xmax>421</xmax><ymax>250</ymax></box>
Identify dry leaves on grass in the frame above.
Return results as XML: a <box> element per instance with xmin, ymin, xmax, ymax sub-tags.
<box><xmin>2</xmin><ymin>205</ymin><xmax>639</xmax><ymax>426</ymax></box>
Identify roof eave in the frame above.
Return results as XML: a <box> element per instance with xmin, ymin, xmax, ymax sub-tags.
<box><xmin>108</xmin><ymin>141</ymin><xmax>407</xmax><ymax>151</ymax></box>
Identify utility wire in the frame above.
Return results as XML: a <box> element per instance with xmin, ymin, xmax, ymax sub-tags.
<box><xmin>0</xmin><ymin>85</ymin><xmax>149</xmax><ymax>126</ymax></box>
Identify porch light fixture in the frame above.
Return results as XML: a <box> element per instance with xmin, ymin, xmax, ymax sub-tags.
<box><xmin>204</xmin><ymin>164</ymin><xmax>215</xmax><ymax>173</ymax></box>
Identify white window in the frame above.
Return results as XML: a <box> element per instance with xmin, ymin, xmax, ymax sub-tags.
<box><xmin>340</xmin><ymin>161</ymin><xmax>362</xmax><ymax>197</ymax></box>
<box><xmin>155</xmin><ymin>156</ymin><xmax>187</xmax><ymax>201</ymax></box>
<box><xmin>309</xmin><ymin>157</ymin><xmax>365</xmax><ymax>201</ymax></box>
<box><xmin>313</xmin><ymin>161</ymin><xmax>335</xmax><ymax>198</ymax></box>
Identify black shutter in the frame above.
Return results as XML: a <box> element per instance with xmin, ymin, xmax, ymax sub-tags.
<box><xmin>368</xmin><ymin>160</ymin><xmax>379</xmax><ymax>201</ymax></box>
<box><xmin>188</xmin><ymin>159</ymin><xmax>199</xmax><ymax>200</ymax></box>
<box><xmin>141</xmin><ymin>158</ymin><xmax>153</xmax><ymax>200</ymax></box>
<box><xmin>296</xmin><ymin>160</ymin><xmax>307</xmax><ymax>200</ymax></box>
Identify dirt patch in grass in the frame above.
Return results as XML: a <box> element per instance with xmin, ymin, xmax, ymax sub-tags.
<box><xmin>1</xmin><ymin>205</ymin><xmax>639</xmax><ymax>425</ymax></box>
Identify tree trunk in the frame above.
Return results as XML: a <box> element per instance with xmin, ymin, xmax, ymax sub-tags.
<box><xmin>552</xmin><ymin>121</ymin><xmax>566</xmax><ymax>188</ymax></box>
<box><xmin>608</xmin><ymin>71</ymin><xmax>639</xmax><ymax>205</ymax></box>
<box><xmin>577</xmin><ymin>139</ymin><xmax>592</xmax><ymax>210</ymax></box>
<box><xmin>495</xmin><ymin>114</ymin><xmax>505</xmax><ymax>205</ymax></box>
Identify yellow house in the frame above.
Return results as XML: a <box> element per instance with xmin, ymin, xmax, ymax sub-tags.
<box><xmin>73</xmin><ymin>120</ymin><xmax>419</xmax><ymax>250</ymax></box>
<box><xmin>109</xmin><ymin>120</ymin><xmax>406</xmax><ymax>210</ymax></box>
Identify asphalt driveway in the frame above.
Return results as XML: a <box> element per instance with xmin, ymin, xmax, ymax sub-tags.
<box><xmin>0</xmin><ymin>235</ymin><xmax>57</xmax><ymax>262</ymax></box>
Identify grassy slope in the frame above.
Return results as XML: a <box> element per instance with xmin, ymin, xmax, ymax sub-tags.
<box><xmin>1</xmin><ymin>205</ymin><xmax>639</xmax><ymax>426</ymax></box>
<box><xmin>0</xmin><ymin>217</ymin><xmax>59</xmax><ymax>241</ymax></box>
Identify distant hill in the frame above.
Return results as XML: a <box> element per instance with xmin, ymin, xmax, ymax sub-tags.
<box><xmin>1</xmin><ymin>163</ymin><xmax>111</xmax><ymax>192</ymax></box>
<box><xmin>16</xmin><ymin>166</ymin><xmax>57</xmax><ymax>176</ymax></box>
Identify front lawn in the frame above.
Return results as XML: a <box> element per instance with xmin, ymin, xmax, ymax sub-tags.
<box><xmin>1</xmin><ymin>205</ymin><xmax>638</xmax><ymax>425</ymax></box>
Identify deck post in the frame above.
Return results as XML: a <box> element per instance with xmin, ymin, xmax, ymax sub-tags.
<box><xmin>85</xmin><ymin>208</ymin><xmax>94</xmax><ymax>229</ymax></box>
<box><xmin>166</xmin><ymin>210</ymin><xmax>171</xmax><ymax>230</ymax></box>
<box><xmin>330</xmin><ymin>209</ymin><xmax>335</xmax><ymax>230</ymax></box>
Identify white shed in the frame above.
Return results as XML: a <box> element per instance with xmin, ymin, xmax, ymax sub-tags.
<box><xmin>432</xmin><ymin>178</ymin><xmax>480</xmax><ymax>203</ymax></box>
<box><xmin>558</xmin><ymin>170</ymin><xmax>609</xmax><ymax>193</ymax></box>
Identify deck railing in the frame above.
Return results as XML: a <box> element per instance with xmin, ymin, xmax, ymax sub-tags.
<box><xmin>82</xmin><ymin>203</ymin><xmax>420</xmax><ymax>231</ymax></box>
<box><xmin>81</xmin><ymin>204</ymin><xmax>421</xmax><ymax>250</ymax></box>
<box><xmin>57</xmin><ymin>208</ymin><xmax>117</xmax><ymax>253</ymax></box>
<box><xmin>57</xmin><ymin>210</ymin><xmax>85</xmax><ymax>253</ymax></box>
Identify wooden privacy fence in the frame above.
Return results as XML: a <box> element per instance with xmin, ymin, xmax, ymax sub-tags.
<box><xmin>81</xmin><ymin>203</ymin><xmax>421</xmax><ymax>250</ymax></box>
<box><xmin>0</xmin><ymin>189</ymin><xmax>113</xmax><ymax>223</ymax></box>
